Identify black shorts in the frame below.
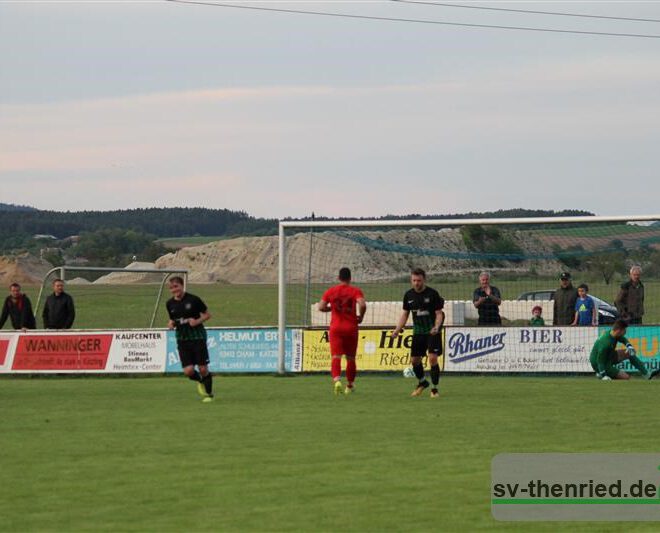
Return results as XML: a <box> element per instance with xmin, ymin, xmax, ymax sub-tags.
<box><xmin>177</xmin><ymin>339</ymin><xmax>210</xmax><ymax>368</ymax></box>
<box><xmin>411</xmin><ymin>333</ymin><xmax>442</xmax><ymax>358</ymax></box>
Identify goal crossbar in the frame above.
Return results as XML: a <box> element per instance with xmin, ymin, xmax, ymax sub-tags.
<box><xmin>280</xmin><ymin>214</ymin><xmax>660</xmax><ymax>230</ymax></box>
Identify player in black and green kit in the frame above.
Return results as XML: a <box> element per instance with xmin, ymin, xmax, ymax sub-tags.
<box><xmin>590</xmin><ymin>319</ymin><xmax>659</xmax><ymax>381</ymax></box>
<box><xmin>166</xmin><ymin>276</ymin><xmax>215</xmax><ymax>402</ymax></box>
<box><xmin>392</xmin><ymin>268</ymin><xmax>445</xmax><ymax>398</ymax></box>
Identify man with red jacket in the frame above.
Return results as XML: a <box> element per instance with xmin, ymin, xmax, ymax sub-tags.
<box><xmin>0</xmin><ymin>283</ymin><xmax>36</xmax><ymax>330</ymax></box>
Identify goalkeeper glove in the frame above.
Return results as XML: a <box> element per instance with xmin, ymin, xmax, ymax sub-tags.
<box><xmin>626</xmin><ymin>343</ymin><xmax>636</xmax><ymax>357</ymax></box>
<box><xmin>601</xmin><ymin>376</ymin><xmax>612</xmax><ymax>381</ymax></box>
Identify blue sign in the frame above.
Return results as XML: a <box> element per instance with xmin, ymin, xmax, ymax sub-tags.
<box><xmin>166</xmin><ymin>328</ymin><xmax>301</xmax><ymax>373</ymax></box>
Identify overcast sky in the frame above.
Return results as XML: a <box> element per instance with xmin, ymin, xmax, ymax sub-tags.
<box><xmin>1</xmin><ymin>1</ymin><xmax>659</xmax><ymax>218</ymax></box>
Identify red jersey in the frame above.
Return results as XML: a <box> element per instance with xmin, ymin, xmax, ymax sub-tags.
<box><xmin>321</xmin><ymin>284</ymin><xmax>365</xmax><ymax>334</ymax></box>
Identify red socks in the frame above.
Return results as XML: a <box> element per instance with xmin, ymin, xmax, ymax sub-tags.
<box><xmin>332</xmin><ymin>357</ymin><xmax>357</xmax><ymax>386</ymax></box>
<box><xmin>331</xmin><ymin>357</ymin><xmax>342</xmax><ymax>380</ymax></box>
<box><xmin>346</xmin><ymin>359</ymin><xmax>356</xmax><ymax>385</ymax></box>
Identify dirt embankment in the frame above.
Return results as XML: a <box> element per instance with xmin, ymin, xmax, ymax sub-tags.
<box><xmin>156</xmin><ymin>236</ymin><xmax>280</xmax><ymax>283</ymax></box>
<box><xmin>155</xmin><ymin>229</ymin><xmax>561</xmax><ymax>284</ymax></box>
<box><xmin>0</xmin><ymin>229</ymin><xmax>563</xmax><ymax>286</ymax></box>
<box><xmin>92</xmin><ymin>262</ymin><xmax>166</xmax><ymax>284</ymax></box>
<box><xmin>0</xmin><ymin>253</ymin><xmax>53</xmax><ymax>285</ymax></box>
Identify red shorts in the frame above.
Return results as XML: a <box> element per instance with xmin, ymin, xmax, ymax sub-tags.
<box><xmin>329</xmin><ymin>330</ymin><xmax>358</xmax><ymax>357</ymax></box>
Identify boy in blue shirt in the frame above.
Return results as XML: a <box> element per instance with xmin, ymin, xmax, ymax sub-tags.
<box><xmin>572</xmin><ymin>283</ymin><xmax>598</xmax><ymax>326</ymax></box>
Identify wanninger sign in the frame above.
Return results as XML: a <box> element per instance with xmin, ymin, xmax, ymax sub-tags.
<box><xmin>0</xmin><ymin>331</ymin><xmax>167</xmax><ymax>373</ymax></box>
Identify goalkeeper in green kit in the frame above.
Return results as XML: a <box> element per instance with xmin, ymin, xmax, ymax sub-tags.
<box><xmin>590</xmin><ymin>319</ymin><xmax>660</xmax><ymax>381</ymax></box>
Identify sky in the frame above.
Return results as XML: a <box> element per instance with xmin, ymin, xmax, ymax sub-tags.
<box><xmin>1</xmin><ymin>1</ymin><xmax>659</xmax><ymax>219</ymax></box>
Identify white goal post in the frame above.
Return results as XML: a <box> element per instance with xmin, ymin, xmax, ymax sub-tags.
<box><xmin>35</xmin><ymin>266</ymin><xmax>189</xmax><ymax>328</ymax></box>
<box><xmin>277</xmin><ymin>214</ymin><xmax>660</xmax><ymax>374</ymax></box>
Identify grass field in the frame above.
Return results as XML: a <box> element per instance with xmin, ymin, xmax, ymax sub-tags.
<box><xmin>1</xmin><ymin>375</ymin><xmax>659</xmax><ymax>532</ymax></box>
<box><xmin>11</xmin><ymin>279</ymin><xmax>660</xmax><ymax>330</ymax></box>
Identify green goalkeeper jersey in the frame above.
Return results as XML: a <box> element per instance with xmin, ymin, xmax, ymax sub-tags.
<box><xmin>589</xmin><ymin>332</ymin><xmax>629</xmax><ymax>373</ymax></box>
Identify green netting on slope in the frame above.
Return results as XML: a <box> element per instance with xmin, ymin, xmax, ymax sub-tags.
<box><xmin>338</xmin><ymin>232</ymin><xmax>630</xmax><ymax>261</ymax></box>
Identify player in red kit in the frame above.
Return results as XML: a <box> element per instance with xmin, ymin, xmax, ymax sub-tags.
<box><xmin>318</xmin><ymin>267</ymin><xmax>367</xmax><ymax>395</ymax></box>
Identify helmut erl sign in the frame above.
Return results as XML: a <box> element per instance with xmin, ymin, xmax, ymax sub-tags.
<box><xmin>445</xmin><ymin>327</ymin><xmax>598</xmax><ymax>373</ymax></box>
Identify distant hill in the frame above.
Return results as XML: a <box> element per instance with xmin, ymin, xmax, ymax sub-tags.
<box><xmin>0</xmin><ymin>207</ymin><xmax>596</xmax><ymax>243</ymax></box>
<box><xmin>0</xmin><ymin>203</ymin><xmax>37</xmax><ymax>212</ymax></box>
<box><xmin>0</xmin><ymin>207</ymin><xmax>277</xmax><ymax>242</ymax></box>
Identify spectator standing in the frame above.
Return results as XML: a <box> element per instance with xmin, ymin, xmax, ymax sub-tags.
<box><xmin>553</xmin><ymin>271</ymin><xmax>578</xmax><ymax>326</ymax></box>
<box><xmin>529</xmin><ymin>305</ymin><xmax>545</xmax><ymax>326</ymax></box>
<box><xmin>473</xmin><ymin>272</ymin><xmax>502</xmax><ymax>325</ymax></box>
<box><xmin>572</xmin><ymin>284</ymin><xmax>598</xmax><ymax>326</ymax></box>
<box><xmin>0</xmin><ymin>283</ymin><xmax>36</xmax><ymax>330</ymax></box>
<box><xmin>42</xmin><ymin>279</ymin><xmax>75</xmax><ymax>329</ymax></box>
<box><xmin>615</xmin><ymin>266</ymin><xmax>645</xmax><ymax>325</ymax></box>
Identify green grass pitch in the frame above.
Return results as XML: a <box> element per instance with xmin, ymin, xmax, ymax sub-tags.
<box><xmin>1</xmin><ymin>375</ymin><xmax>659</xmax><ymax>532</ymax></box>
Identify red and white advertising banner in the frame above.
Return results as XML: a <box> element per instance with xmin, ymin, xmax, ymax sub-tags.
<box><xmin>0</xmin><ymin>330</ymin><xmax>167</xmax><ymax>373</ymax></box>
<box><xmin>0</xmin><ymin>334</ymin><xmax>15</xmax><ymax>371</ymax></box>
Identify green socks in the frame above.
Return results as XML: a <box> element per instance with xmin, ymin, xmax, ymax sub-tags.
<box><xmin>628</xmin><ymin>355</ymin><xmax>649</xmax><ymax>376</ymax></box>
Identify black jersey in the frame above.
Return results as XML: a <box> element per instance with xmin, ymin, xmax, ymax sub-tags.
<box><xmin>166</xmin><ymin>293</ymin><xmax>208</xmax><ymax>342</ymax></box>
<box><xmin>403</xmin><ymin>286</ymin><xmax>444</xmax><ymax>335</ymax></box>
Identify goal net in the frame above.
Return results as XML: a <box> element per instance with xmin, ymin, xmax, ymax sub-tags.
<box><xmin>35</xmin><ymin>265</ymin><xmax>188</xmax><ymax>329</ymax></box>
<box><xmin>277</xmin><ymin>215</ymin><xmax>660</xmax><ymax>374</ymax></box>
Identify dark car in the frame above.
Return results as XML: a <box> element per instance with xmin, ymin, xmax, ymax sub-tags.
<box><xmin>517</xmin><ymin>290</ymin><xmax>619</xmax><ymax>325</ymax></box>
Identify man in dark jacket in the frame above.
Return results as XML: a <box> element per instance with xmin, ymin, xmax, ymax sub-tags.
<box><xmin>615</xmin><ymin>266</ymin><xmax>644</xmax><ymax>324</ymax></box>
<box><xmin>0</xmin><ymin>283</ymin><xmax>37</xmax><ymax>330</ymax></box>
<box><xmin>43</xmin><ymin>279</ymin><xmax>75</xmax><ymax>329</ymax></box>
<box><xmin>553</xmin><ymin>272</ymin><xmax>578</xmax><ymax>326</ymax></box>
<box><xmin>473</xmin><ymin>271</ymin><xmax>502</xmax><ymax>325</ymax></box>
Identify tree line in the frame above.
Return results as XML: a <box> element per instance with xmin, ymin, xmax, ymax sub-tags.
<box><xmin>0</xmin><ymin>206</ymin><xmax>610</xmax><ymax>266</ymax></box>
<box><xmin>0</xmin><ymin>207</ymin><xmax>597</xmax><ymax>252</ymax></box>
<box><xmin>0</xmin><ymin>207</ymin><xmax>278</xmax><ymax>254</ymax></box>
<box><xmin>0</xmin><ymin>207</ymin><xmax>276</xmax><ymax>240</ymax></box>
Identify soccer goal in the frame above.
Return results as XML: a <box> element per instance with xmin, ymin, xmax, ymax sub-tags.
<box><xmin>34</xmin><ymin>265</ymin><xmax>188</xmax><ymax>329</ymax></box>
<box><xmin>277</xmin><ymin>214</ymin><xmax>660</xmax><ymax>374</ymax></box>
